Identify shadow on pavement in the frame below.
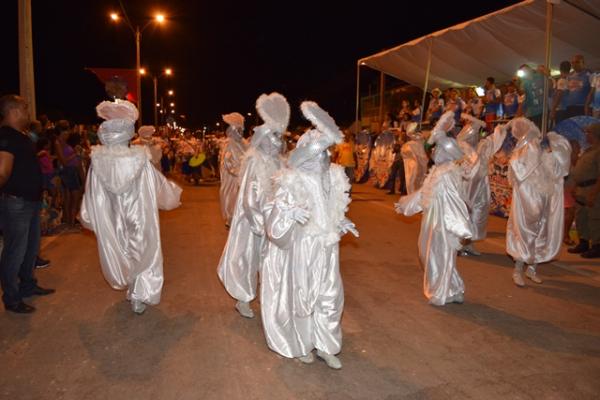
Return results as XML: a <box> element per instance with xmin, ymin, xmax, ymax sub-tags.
<box><xmin>78</xmin><ymin>301</ymin><xmax>199</xmax><ymax>381</ymax></box>
<box><xmin>438</xmin><ymin>302</ymin><xmax>600</xmax><ymax>358</ymax></box>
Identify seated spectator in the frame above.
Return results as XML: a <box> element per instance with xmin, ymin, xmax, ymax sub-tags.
<box><xmin>426</xmin><ymin>88</ymin><xmax>444</xmax><ymax>123</ymax></box>
<box><xmin>503</xmin><ymin>82</ymin><xmax>520</xmax><ymax>119</ymax></box>
<box><xmin>411</xmin><ymin>99</ymin><xmax>422</xmax><ymax>122</ymax></box>
<box><xmin>446</xmin><ymin>88</ymin><xmax>466</xmax><ymax>124</ymax></box>
<box><xmin>465</xmin><ymin>87</ymin><xmax>483</xmax><ymax>118</ymax></box>
<box><xmin>483</xmin><ymin>77</ymin><xmax>502</xmax><ymax>132</ymax></box>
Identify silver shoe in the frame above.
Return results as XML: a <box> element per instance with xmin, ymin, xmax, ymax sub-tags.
<box><xmin>512</xmin><ymin>270</ymin><xmax>525</xmax><ymax>287</ymax></box>
<box><xmin>131</xmin><ymin>300</ymin><xmax>146</xmax><ymax>315</ymax></box>
<box><xmin>525</xmin><ymin>266</ymin><xmax>542</xmax><ymax>284</ymax></box>
<box><xmin>297</xmin><ymin>352</ymin><xmax>315</xmax><ymax>364</ymax></box>
<box><xmin>235</xmin><ymin>301</ymin><xmax>254</xmax><ymax>318</ymax></box>
<box><xmin>316</xmin><ymin>350</ymin><xmax>342</xmax><ymax>370</ymax></box>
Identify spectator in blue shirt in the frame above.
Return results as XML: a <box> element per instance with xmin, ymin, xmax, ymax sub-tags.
<box><xmin>503</xmin><ymin>82</ymin><xmax>519</xmax><ymax>119</ymax></box>
<box><xmin>565</xmin><ymin>54</ymin><xmax>591</xmax><ymax>118</ymax></box>
<box><xmin>517</xmin><ymin>64</ymin><xmax>545</xmax><ymax>129</ymax></box>
<box><xmin>483</xmin><ymin>77</ymin><xmax>501</xmax><ymax>133</ymax></box>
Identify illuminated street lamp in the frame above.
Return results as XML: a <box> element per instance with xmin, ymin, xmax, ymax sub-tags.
<box><xmin>169</xmin><ymin>102</ymin><xmax>175</xmax><ymax>107</ymax></box>
<box><xmin>168</xmin><ymin>90</ymin><xmax>174</xmax><ymax>96</ymax></box>
<box><xmin>109</xmin><ymin>9</ymin><xmax>167</xmax><ymax>124</ymax></box>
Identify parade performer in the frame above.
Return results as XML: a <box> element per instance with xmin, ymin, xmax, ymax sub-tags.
<box><xmin>132</xmin><ymin>125</ymin><xmax>163</xmax><ymax>169</ymax></box>
<box><xmin>395</xmin><ymin>111</ymin><xmax>475</xmax><ymax>306</ymax></box>
<box><xmin>260</xmin><ymin>101</ymin><xmax>358</xmax><ymax>370</ymax></box>
<box><xmin>219</xmin><ymin>112</ymin><xmax>247</xmax><ymax>227</ymax></box>
<box><xmin>400</xmin><ymin>122</ymin><xmax>429</xmax><ymax>193</ymax></box>
<box><xmin>506</xmin><ymin>118</ymin><xmax>571</xmax><ymax>286</ymax></box>
<box><xmin>217</xmin><ymin>93</ymin><xmax>290</xmax><ymax>318</ymax></box>
<box><xmin>79</xmin><ymin>100</ymin><xmax>182</xmax><ymax>314</ymax></box>
<box><xmin>456</xmin><ymin>113</ymin><xmax>506</xmax><ymax>255</ymax></box>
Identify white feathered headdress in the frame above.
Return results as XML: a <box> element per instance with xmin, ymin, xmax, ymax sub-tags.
<box><xmin>222</xmin><ymin>112</ymin><xmax>245</xmax><ymax>129</ymax></box>
<box><xmin>250</xmin><ymin>92</ymin><xmax>290</xmax><ymax>147</ymax></box>
<box><xmin>96</xmin><ymin>99</ymin><xmax>139</xmax><ymax>146</ymax></box>
<box><xmin>138</xmin><ymin>125</ymin><xmax>156</xmax><ymax>138</ymax></box>
<box><xmin>288</xmin><ymin>101</ymin><xmax>343</xmax><ymax>168</ymax></box>
<box><xmin>96</xmin><ymin>99</ymin><xmax>139</xmax><ymax>122</ymax></box>
<box><xmin>256</xmin><ymin>92</ymin><xmax>290</xmax><ymax>134</ymax></box>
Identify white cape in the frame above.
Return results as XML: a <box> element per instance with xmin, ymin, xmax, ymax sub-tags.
<box><xmin>217</xmin><ymin>148</ymin><xmax>280</xmax><ymax>302</ymax></box>
<box><xmin>461</xmin><ymin>126</ymin><xmax>507</xmax><ymax>241</ymax></box>
<box><xmin>401</xmin><ymin>139</ymin><xmax>429</xmax><ymax>193</ymax></box>
<box><xmin>79</xmin><ymin>145</ymin><xmax>182</xmax><ymax>305</ymax></box>
<box><xmin>219</xmin><ymin>137</ymin><xmax>247</xmax><ymax>226</ymax></box>
<box><xmin>506</xmin><ymin>132</ymin><xmax>571</xmax><ymax>264</ymax></box>
<box><xmin>261</xmin><ymin>164</ymin><xmax>351</xmax><ymax>358</ymax></box>
<box><xmin>396</xmin><ymin>161</ymin><xmax>473</xmax><ymax>305</ymax></box>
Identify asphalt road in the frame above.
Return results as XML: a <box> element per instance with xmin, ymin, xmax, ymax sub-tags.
<box><xmin>1</xmin><ymin>181</ymin><xmax>599</xmax><ymax>400</ymax></box>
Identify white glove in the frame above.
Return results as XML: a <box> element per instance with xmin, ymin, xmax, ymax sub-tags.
<box><xmin>290</xmin><ymin>207</ymin><xmax>310</xmax><ymax>225</ymax></box>
<box><xmin>340</xmin><ymin>218</ymin><xmax>359</xmax><ymax>237</ymax></box>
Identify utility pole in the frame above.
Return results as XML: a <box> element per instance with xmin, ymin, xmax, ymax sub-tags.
<box><xmin>18</xmin><ymin>0</ymin><xmax>36</xmax><ymax>118</ymax></box>
<box><xmin>135</xmin><ymin>26</ymin><xmax>142</xmax><ymax>125</ymax></box>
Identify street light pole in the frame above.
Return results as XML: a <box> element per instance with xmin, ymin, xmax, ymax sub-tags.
<box><xmin>135</xmin><ymin>26</ymin><xmax>142</xmax><ymax>125</ymax></box>
<box><xmin>153</xmin><ymin>76</ymin><xmax>158</xmax><ymax>127</ymax></box>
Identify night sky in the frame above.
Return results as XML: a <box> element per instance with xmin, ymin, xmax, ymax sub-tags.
<box><xmin>1</xmin><ymin>0</ymin><xmax>518</xmax><ymax>128</ymax></box>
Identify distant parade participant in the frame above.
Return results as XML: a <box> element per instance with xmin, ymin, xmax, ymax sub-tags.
<box><xmin>400</xmin><ymin>122</ymin><xmax>429</xmax><ymax>194</ymax></box>
<box><xmin>456</xmin><ymin>113</ymin><xmax>506</xmax><ymax>256</ymax></box>
<box><xmin>219</xmin><ymin>112</ymin><xmax>247</xmax><ymax>227</ymax></box>
<box><xmin>132</xmin><ymin>125</ymin><xmax>163</xmax><ymax>169</ymax></box>
<box><xmin>217</xmin><ymin>93</ymin><xmax>290</xmax><ymax>319</ymax></box>
<box><xmin>395</xmin><ymin>111</ymin><xmax>475</xmax><ymax>306</ymax></box>
<box><xmin>79</xmin><ymin>100</ymin><xmax>182</xmax><ymax>314</ymax></box>
<box><xmin>506</xmin><ymin>118</ymin><xmax>571</xmax><ymax>286</ymax></box>
<box><xmin>261</xmin><ymin>101</ymin><xmax>358</xmax><ymax>369</ymax></box>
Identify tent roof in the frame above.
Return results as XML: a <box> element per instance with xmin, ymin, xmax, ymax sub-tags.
<box><xmin>359</xmin><ymin>0</ymin><xmax>600</xmax><ymax>90</ymax></box>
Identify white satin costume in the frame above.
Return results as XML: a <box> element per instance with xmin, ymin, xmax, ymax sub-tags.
<box><xmin>457</xmin><ymin>114</ymin><xmax>507</xmax><ymax>241</ymax></box>
<box><xmin>219</xmin><ymin>113</ymin><xmax>247</xmax><ymax>227</ymax></box>
<box><xmin>395</xmin><ymin>111</ymin><xmax>474</xmax><ymax>305</ymax></box>
<box><xmin>261</xmin><ymin>101</ymin><xmax>358</xmax><ymax>363</ymax></box>
<box><xmin>217</xmin><ymin>93</ymin><xmax>290</xmax><ymax>306</ymax></box>
<box><xmin>401</xmin><ymin>123</ymin><xmax>429</xmax><ymax>193</ymax></box>
<box><xmin>506</xmin><ymin>118</ymin><xmax>571</xmax><ymax>268</ymax></box>
<box><xmin>79</xmin><ymin>100</ymin><xmax>182</xmax><ymax>309</ymax></box>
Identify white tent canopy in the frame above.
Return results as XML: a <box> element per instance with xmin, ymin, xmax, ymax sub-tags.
<box><xmin>358</xmin><ymin>0</ymin><xmax>600</xmax><ymax>90</ymax></box>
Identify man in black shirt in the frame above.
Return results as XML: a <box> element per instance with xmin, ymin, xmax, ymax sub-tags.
<box><xmin>0</xmin><ymin>95</ymin><xmax>54</xmax><ymax>314</ymax></box>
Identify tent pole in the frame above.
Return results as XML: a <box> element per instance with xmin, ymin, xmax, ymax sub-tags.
<box><xmin>419</xmin><ymin>38</ymin><xmax>433</xmax><ymax>130</ymax></box>
<box><xmin>355</xmin><ymin>61</ymin><xmax>361</xmax><ymax>135</ymax></box>
<box><xmin>541</xmin><ymin>0</ymin><xmax>554</xmax><ymax>134</ymax></box>
<box><xmin>378</xmin><ymin>71</ymin><xmax>385</xmax><ymax>132</ymax></box>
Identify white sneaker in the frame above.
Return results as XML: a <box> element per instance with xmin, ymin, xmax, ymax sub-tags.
<box><xmin>447</xmin><ymin>292</ymin><xmax>464</xmax><ymax>304</ymax></box>
<box><xmin>316</xmin><ymin>350</ymin><xmax>342</xmax><ymax>370</ymax></box>
<box><xmin>131</xmin><ymin>300</ymin><xmax>146</xmax><ymax>315</ymax></box>
<box><xmin>463</xmin><ymin>244</ymin><xmax>481</xmax><ymax>256</ymax></box>
<box><xmin>235</xmin><ymin>301</ymin><xmax>254</xmax><ymax>318</ymax></box>
<box><xmin>512</xmin><ymin>270</ymin><xmax>525</xmax><ymax>287</ymax></box>
<box><xmin>525</xmin><ymin>266</ymin><xmax>542</xmax><ymax>284</ymax></box>
<box><xmin>297</xmin><ymin>352</ymin><xmax>315</xmax><ymax>364</ymax></box>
